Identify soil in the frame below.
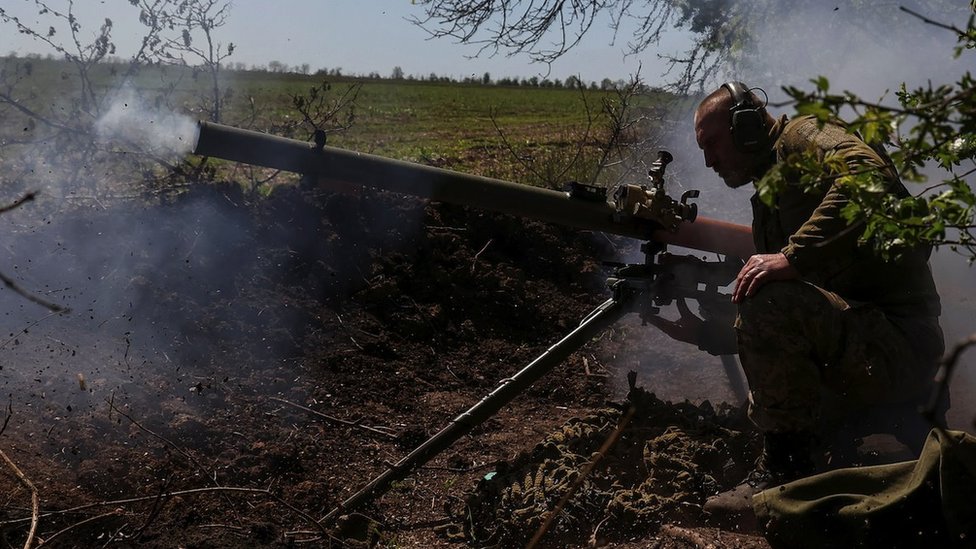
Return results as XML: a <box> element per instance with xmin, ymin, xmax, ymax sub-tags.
<box><xmin>0</xmin><ymin>182</ymin><xmax>771</xmax><ymax>547</ymax></box>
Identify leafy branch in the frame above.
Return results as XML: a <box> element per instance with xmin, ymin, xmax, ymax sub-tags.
<box><xmin>759</xmin><ymin>10</ymin><xmax>976</xmax><ymax>261</ymax></box>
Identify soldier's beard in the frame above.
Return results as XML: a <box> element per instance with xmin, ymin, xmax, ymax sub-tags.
<box><xmin>722</xmin><ymin>150</ymin><xmax>769</xmax><ymax>188</ymax></box>
<box><xmin>722</xmin><ymin>171</ymin><xmax>754</xmax><ymax>189</ymax></box>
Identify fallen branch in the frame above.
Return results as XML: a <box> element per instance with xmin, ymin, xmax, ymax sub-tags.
<box><xmin>36</xmin><ymin>510</ymin><xmax>122</xmax><ymax>547</ymax></box>
<box><xmin>105</xmin><ymin>399</ymin><xmax>212</xmax><ymax>481</ymax></box>
<box><xmin>193</xmin><ymin>523</ymin><xmax>247</xmax><ymax>535</ymax></box>
<box><xmin>270</xmin><ymin>397</ymin><xmax>398</xmax><ymax>440</ymax></box>
<box><xmin>0</xmin><ymin>487</ymin><xmax>264</xmax><ymax>525</ymax></box>
<box><xmin>418</xmin><ymin>462</ymin><xmax>496</xmax><ymax>474</ymax></box>
<box><xmin>129</xmin><ymin>478</ymin><xmax>173</xmax><ymax>541</ymax></box>
<box><xmin>0</xmin><ymin>448</ymin><xmax>40</xmax><ymax>549</ymax></box>
<box><xmin>0</xmin><ymin>485</ymin><xmax>327</xmax><ymax>542</ymax></box>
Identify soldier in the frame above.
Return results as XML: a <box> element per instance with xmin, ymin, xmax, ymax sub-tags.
<box><xmin>692</xmin><ymin>82</ymin><xmax>945</xmax><ymax>529</ymax></box>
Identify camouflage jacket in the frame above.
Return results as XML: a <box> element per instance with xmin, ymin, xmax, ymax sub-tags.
<box><xmin>751</xmin><ymin>115</ymin><xmax>943</xmax><ymax>357</ymax></box>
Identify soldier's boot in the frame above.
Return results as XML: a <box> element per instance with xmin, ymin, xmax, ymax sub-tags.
<box><xmin>703</xmin><ymin>431</ymin><xmax>816</xmax><ymax>532</ymax></box>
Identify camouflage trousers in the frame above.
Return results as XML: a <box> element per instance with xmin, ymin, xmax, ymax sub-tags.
<box><xmin>735</xmin><ymin>280</ymin><xmax>940</xmax><ymax>434</ymax></box>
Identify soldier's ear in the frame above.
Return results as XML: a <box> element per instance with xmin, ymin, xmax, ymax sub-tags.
<box><xmin>723</xmin><ymin>82</ymin><xmax>768</xmax><ymax>153</ymax></box>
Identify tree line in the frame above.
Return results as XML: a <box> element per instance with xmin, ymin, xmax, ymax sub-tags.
<box><xmin>8</xmin><ymin>49</ymin><xmax>640</xmax><ymax>91</ymax></box>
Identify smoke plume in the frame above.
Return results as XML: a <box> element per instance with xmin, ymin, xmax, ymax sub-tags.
<box><xmin>95</xmin><ymin>84</ymin><xmax>200</xmax><ymax>160</ymax></box>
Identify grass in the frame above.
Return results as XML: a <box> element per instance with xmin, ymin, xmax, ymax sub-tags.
<box><xmin>0</xmin><ymin>57</ymin><xmax>671</xmax><ymax>194</ymax></box>
<box><xmin>224</xmin><ymin>73</ymin><xmax>660</xmax><ymax>186</ymax></box>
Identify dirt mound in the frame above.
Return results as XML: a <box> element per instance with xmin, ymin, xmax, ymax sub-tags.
<box><xmin>0</xmin><ymin>182</ymin><xmax>763</xmax><ymax>547</ymax></box>
<box><xmin>440</xmin><ymin>375</ymin><xmax>758</xmax><ymax>547</ymax></box>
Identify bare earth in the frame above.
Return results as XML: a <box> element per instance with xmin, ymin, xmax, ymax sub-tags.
<box><xmin>0</xmin><ymin>183</ymin><xmax>771</xmax><ymax>548</ymax></box>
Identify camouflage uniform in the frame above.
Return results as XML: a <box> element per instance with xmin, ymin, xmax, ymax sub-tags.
<box><xmin>739</xmin><ymin>115</ymin><xmax>944</xmax><ymax>434</ymax></box>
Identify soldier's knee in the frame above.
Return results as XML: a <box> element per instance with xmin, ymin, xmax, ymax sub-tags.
<box><xmin>736</xmin><ymin>280</ymin><xmax>808</xmax><ymax>329</ymax></box>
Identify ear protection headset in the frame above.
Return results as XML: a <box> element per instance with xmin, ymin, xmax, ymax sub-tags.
<box><xmin>722</xmin><ymin>81</ymin><xmax>767</xmax><ymax>153</ymax></box>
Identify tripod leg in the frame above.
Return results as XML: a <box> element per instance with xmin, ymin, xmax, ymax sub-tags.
<box><xmin>720</xmin><ymin>354</ymin><xmax>749</xmax><ymax>404</ymax></box>
<box><xmin>320</xmin><ymin>296</ymin><xmax>629</xmax><ymax>527</ymax></box>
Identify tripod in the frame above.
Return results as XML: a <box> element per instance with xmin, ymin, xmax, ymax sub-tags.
<box><xmin>320</xmin><ymin>245</ymin><xmax>742</xmax><ymax>527</ymax></box>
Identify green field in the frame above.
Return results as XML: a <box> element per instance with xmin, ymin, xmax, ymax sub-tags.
<box><xmin>0</xmin><ymin>57</ymin><xmax>671</xmax><ymax>194</ymax></box>
<box><xmin>215</xmin><ymin>70</ymin><xmax>669</xmax><ymax>186</ymax></box>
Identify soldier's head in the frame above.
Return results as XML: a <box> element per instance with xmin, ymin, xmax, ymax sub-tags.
<box><xmin>694</xmin><ymin>82</ymin><xmax>773</xmax><ymax>189</ymax></box>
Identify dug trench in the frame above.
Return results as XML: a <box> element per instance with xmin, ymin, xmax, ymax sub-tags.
<box><xmin>0</xmin><ymin>182</ymin><xmax>771</xmax><ymax>547</ymax></box>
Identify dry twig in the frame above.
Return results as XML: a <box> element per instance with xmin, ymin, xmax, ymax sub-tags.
<box><xmin>105</xmin><ymin>399</ymin><xmax>212</xmax><ymax>478</ymax></box>
<box><xmin>0</xmin><ymin>448</ymin><xmax>40</xmax><ymax>549</ymax></box>
<box><xmin>0</xmin><ymin>191</ymin><xmax>68</xmax><ymax>314</ymax></box>
<box><xmin>0</xmin><ymin>312</ymin><xmax>62</xmax><ymax>350</ymax></box>
<box><xmin>0</xmin><ymin>397</ymin><xmax>12</xmax><ymax>438</ymax></box>
<box><xmin>270</xmin><ymin>397</ymin><xmax>398</xmax><ymax>440</ymax></box>
<box><xmin>471</xmin><ymin>239</ymin><xmax>493</xmax><ymax>274</ymax></box>
<box><xmin>36</xmin><ymin>510</ymin><xmax>122</xmax><ymax>547</ymax></box>
<box><xmin>0</xmin><ymin>486</ymin><xmax>331</xmax><ymax>541</ymax></box>
<box><xmin>526</xmin><ymin>405</ymin><xmax>636</xmax><ymax>549</ymax></box>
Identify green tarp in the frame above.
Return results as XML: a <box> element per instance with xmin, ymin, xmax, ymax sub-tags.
<box><xmin>755</xmin><ymin>429</ymin><xmax>976</xmax><ymax>548</ymax></box>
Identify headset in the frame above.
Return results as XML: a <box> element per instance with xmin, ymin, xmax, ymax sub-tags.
<box><xmin>722</xmin><ymin>81</ymin><xmax>767</xmax><ymax>153</ymax></box>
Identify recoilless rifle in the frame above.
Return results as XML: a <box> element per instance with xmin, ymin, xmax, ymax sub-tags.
<box><xmin>191</xmin><ymin>121</ymin><xmax>755</xmax><ymax>526</ymax></box>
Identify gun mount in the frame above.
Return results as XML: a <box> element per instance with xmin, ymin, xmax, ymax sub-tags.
<box><xmin>612</xmin><ymin>151</ymin><xmax>700</xmax><ymax>232</ymax></box>
<box><xmin>190</xmin><ymin>121</ymin><xmax>754</xmax><ymax>527</ymax></box>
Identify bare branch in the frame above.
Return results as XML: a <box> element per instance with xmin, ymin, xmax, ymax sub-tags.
<box><xmin>270</xmin><ymin>397</ymin><xmax>398</xmax><ymax>440</ymax></box>
<box><xmin>0</xmin><ymin>263</ymin><xmax>70</xmax><ymax>314</ymax></box>
<box><xmin>0</xmin><ymin>448</ymin><xmax>40</xmax><ymax>549</ymax></box>
<box><xmin>899</xmin><ymin>5</ymin><xmax>970</xmax><ymax>37</ymax></box>
<box><xmin>923</xmin><ymin>332</ymin><xmax>976</xmax><ymax>423</ymax></box>
<box><xmin>526</xmin><ymin>405</ymin><xmax>636</xmax><ymax>549</ymax></box>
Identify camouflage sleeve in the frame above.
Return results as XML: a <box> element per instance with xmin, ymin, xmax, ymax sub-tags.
<box><xmin>777</xmin><ymin>119</ymin><xmax>895</xmax><ymax>276</ymax></box>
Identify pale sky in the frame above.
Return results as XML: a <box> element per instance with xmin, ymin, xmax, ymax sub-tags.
<box><xmin>1</xmin><ymin>1</ymin><xmax>691</xmax><ymax>84</ymax></box>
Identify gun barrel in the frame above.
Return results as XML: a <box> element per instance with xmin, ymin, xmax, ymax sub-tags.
<box><xmin>194</xmin><ymin>121</ymin><xmax>654</xmax><ymax>240</ymax></box>
<box><xmin>654</xmin><ymin>217</ymin><xmax>755</xmax><ymax>260</ymax></box>
<box><xmin>193</xmin><ymin>121</ymin><xmax>755</xmax><ymax>258</ymax></box>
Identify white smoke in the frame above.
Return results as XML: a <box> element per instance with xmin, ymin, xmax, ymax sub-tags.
<box><xmin>95</xmin><ymin>84</ymin><xmax>200</xmax><ymax>159</ymax></box>
<box><xmin>739</xmin><ymin>3</ymin><xmax>970</xmax><ymax>105</ymax></box>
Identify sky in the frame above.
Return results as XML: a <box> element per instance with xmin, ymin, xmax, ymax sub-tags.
<box><xmin>0</xmin><ymin>0</ymin><xmax>690</xmax><ymax>84</ymax></box>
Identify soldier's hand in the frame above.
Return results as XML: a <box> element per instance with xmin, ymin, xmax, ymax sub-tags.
<box><xmin>732</xmin><ymin>253</ymin><xmax>799</xmax><ymax>303</ymax></box>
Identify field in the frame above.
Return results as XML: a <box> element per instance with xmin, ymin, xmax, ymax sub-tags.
<box><xmin>2</xmin><ymin>58</ymin><xmax>969</xmax><ymax>548</ymax></box>
<box><xmin>1</xmin><ymin>57</ymin><xmax>678</xmax><ymax>196</ymax></box>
